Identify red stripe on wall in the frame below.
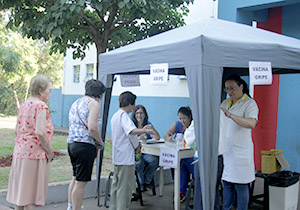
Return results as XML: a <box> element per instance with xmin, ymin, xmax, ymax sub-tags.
<box><xmin>257</xmin><ymin>7</ymin><xmax>282</xmax><ymax>33</ymax></box>
<box><xmin>253</xmin><ymin>7</ymin><xmax>282</xmax><ymax>170</ymax></box>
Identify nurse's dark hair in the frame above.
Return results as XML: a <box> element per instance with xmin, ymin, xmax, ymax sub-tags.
<box><xmin>85</xmin><ymin>79</ymin><xmax>106</xmax><ymax>98</ymax></box>
<box><xmin>119</xmin><ymin>91</ymin><xmax>136</xmax><ymax>107</ymax></box>
<box><xmin>225</xmin><ymin>74</ymin><xmax>250</xmax><ymax>97</ymax></box>
<box><xmin>131</xmin><ymin>104</ymin><xmax>149</xmax><ymax>127</ymax></box>
<box><xmin>177</xmin><ymin>106</ymin><xmax>193</xmax><ymax>120</ymax></box>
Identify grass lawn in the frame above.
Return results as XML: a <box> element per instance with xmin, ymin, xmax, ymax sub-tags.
<box><xmin>0</xmin><ymin>116</ymin><xmax>113</xmax><ymax>190</ymax></box>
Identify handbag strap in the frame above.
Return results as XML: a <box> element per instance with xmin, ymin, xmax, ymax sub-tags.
<box><xmin>77</xmin><ymin>100</ymin><xmax>88</xmax><ymax>130</ymax></box>
<box><xmin>76</xmin><ymin>99</ymin><xmax>101</xmax><ymax>148</ymax></box>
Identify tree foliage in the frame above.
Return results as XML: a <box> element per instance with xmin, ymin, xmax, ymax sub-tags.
<box><xmin>0</xmin><ymin>13</ymin><xmax>63</xmax><ymax>115</ymax></box>
<box><xmin>1</xmin><ymin>0</ymin><xmax>193</xmax><ymax>77</ymax></box>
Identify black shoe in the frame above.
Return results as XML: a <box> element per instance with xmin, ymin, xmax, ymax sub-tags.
<box><xmin>131</xmin><ymin>193</ymin><xmax>140</xmax><ymax>201</ymax></box>
<box><xmin>140</xmin><ymin>187</ymin><xmax>147</xmax><ymax>192</ymax></box>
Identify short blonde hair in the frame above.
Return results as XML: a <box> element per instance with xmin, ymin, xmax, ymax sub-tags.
<box><xmin>29</xmin><ymin>75</ymin><xmax>51</xmax><ymax>96</ymax></box>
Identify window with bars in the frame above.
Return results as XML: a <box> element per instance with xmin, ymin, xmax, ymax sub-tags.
<box><xmin>73</xmin><ymin>65</ymin><xmax>80</xmax><ymax>83</ymax></box>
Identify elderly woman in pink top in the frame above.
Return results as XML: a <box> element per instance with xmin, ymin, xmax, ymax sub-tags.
<box><xmin>6</xmin><ymin>75</ymin><xmax>54</xmax><ymax>210</ymax></box>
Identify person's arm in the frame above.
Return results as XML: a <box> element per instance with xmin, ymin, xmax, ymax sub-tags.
<box><xmin>164</xmin><ymin>122</ymin><xmax>176</xmax><ymax>141</ymax></box>
<box><xmin>129</xmin><ymin>128</ymin><xmax>155</xmax><ymax>136</ymax></box>
<box><xmin>143</xmin><ymin>124</ymin><xmax>160</xmax><ymax>140</ymax></box>
<box><xmin>184</xmin><ymin>121</ymin><xmax>195</xmax><ymax>147</ymax></box>
<box><xmin>35</xmin><ymin>109</ymin><xmax>54</xmax><ymax>162</ymax></box>
<box><xmin>221</xmin><ymin>108</ymin><xmax>257</xmax><ymax>129</ymax></box>
<box><xmin>88</xmin><ymin>100</ymin><xmax>105</xmax><ymax>147</ymax></box>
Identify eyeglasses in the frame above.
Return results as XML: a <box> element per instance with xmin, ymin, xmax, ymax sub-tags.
<box><xmin>135</xmin><ymin>112</ymin><xmax>145</xmax><ymax>116</ymax></box>
<box><xmin>224</xmin><ymin>86</ymin><xmax>238</xmax><ymax>92</ymax></box>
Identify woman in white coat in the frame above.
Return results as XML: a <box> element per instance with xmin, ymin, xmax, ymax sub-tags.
<box><xmin>220</xmin><ymin>74</ymin><xmax>259</xmax><ymax>210</ymax></box>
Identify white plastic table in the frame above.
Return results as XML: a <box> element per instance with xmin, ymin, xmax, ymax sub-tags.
<box><xmin>141</xmin><ymin>140</ymin><xmax>195</xmax><ymax>210</ymax></box>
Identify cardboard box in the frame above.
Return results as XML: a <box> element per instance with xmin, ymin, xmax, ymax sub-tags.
<box><xmin>261</xmin><ymin>149</ymin><xmax>290</xmax><ymax>174</ymax></box>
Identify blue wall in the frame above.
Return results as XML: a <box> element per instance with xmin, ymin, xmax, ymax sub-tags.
<box><xmin>219</xmin><ymin>0</ymin><xmax>300</xmax><ymax>25</ymax></box>
<box><xmin>282</xmin><ymin>3</ymin><xmax>300</xmax><ymax>39</ymax></box>
<box><xmin>277</xmin><ymin>75</ymin><xmax>300</xmax><ymax>172</ymax></box>
<box><xmin>50</xmin><ymin>90</ymin><xmax>190</xmax><ymax>138</ymax></box>
<box><xmin>281</xmin><ymin>3</ymin><xmax>300</xmax><ymax>172</ymax></box>
<box><xmin>49</xmin><ymin>90</ymin><xmax>81</xmax><ymax>128</ymax></box>
<box><xmin>49</xmin><ymin>89</ymin><xmax>64</xmax><ymax>126</ymax></box>
<box><xmin>218</xmin><ymin>0</ymin><xmax>284</xmax><ymax>23</ymax></box>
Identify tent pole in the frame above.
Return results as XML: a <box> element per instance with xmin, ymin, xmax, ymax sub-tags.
<box><xmin>97</xmin><ymin>74</ymin><xmax>114</xmax><ymax>206</ymax></box>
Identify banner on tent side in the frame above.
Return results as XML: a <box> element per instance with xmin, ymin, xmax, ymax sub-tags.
<box><xmin>159</xmin><ymin>149</ymin><xmax>178</xmax><ymax>168</ymax></box>
<box><xmin>249</xmin><ymin>61</ymin><xmax>272</xmax><ymax>85</ymax></box>
<box><xmin>150</xmin><ymin>63</ymin><xmax>169</xmax><ymax>85</ymax></box>
<box><xmin>120</xmin><ymin>75</ymin><xmax>141</xmax><ymax>87</ymax></box>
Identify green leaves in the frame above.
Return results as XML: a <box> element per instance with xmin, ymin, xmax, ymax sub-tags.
<box><xmin>118</xmin><ymin>2</ymin><xmax>126</xmax><ymax>9</ymax></box>
<box><xmin>69</xmin><ymin>4</ymin><xmax>77</xmax><ymax>12</ymax></box>
<box><xmin>3</xmin><ymin>0</ymin><xmax>192</xmax><ymax>71</ymax></box>
<box><xmin>0</xmin><ymin>16</ymin><xmax>63</xmax><ymax>114</ymax></box>
<box><xmin>94</xmin><ymin>3</ymin><xmax>102</xmax><ymax>12</ymax></box>
<box><xmin>53</xmin><ymin>28</ymin><xmax>62</xmax><ymax>37</ymax></box>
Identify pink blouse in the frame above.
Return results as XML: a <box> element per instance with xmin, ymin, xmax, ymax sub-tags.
<box><xmin>13</xmin><ymin>100</ymin><xmax>53</xmax><ymax>159</ymax></box>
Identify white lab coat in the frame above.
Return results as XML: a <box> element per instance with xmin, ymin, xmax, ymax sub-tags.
<box><xmin>221</xmin><ymin>95</ymin><xmax>259</xmax><ymax>184</ymax></box>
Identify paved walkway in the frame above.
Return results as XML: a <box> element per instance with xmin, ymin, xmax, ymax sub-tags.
<box><xmin>35</xmin><ymin>183</ymin><xmax>266</xmax><ymax>210</ymax></box>
<box><xmin>3</xmin><ymin>178</ymin><xmax>299</xmax><ymax>210</ymax></box>
<box><xmin>37</xmin><ymin>184</ymin><xmax>185</xmax><ymax>210</ymax></box>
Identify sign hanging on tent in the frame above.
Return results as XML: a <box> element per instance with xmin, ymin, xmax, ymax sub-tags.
<box><xmin>150</xmin><ymin>63</ymin><xmax>169</xmax><ymax>85</ymax></box>
<box><xmin>120</xmin><ymin>75</ymin><xmax>141</xmax><ymax>87</ymax></box>
<box><xmin>249</xmin><ymin>61</ymin><xmax>272</xmax><ymax>85</ymax></box>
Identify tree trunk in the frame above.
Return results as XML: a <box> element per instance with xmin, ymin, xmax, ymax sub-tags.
<box><xmin>24</xmin><ymin>85</ymin><xmax>29</xmax><ymax>101</ymax></box>
<box><xmin>12</xmin><ymin>85</ymin><xmax>20</xmax><ymax>109</ymax></box>
<box><xmin>95</xmin><ymin>37</ymin><xmax>108</xmax><ymax>80</ymax></box>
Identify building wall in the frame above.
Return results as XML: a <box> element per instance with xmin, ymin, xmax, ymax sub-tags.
<box><xmin>49</xmin><ymin>90</ymin><xmax>81</xmax><ymax>127</ymax></box>
<box><xmin>219</xmin><ymin>0</ymin><xmax>300</xmax><ymax>28</ymax></box>
<box><xmin>282</xmin><ymin>3</ymin><xmax>300</xmax><ymax>38</ymax></box>
<box><xmin>51</xmin><ymin>51</ymin><xmax>191</xmax><ymax>137</ymax></box>
<box><xmin>277</xmin><ymin>75</ymin><xmax>300</xmax><ymax>172</ymax></box>
<box><xmin>279</xmin><ymin>3</ymin><xmax>300</xmax><ymax>171</ymax></box>
<box><xmin>62</xmin><ymin>44</ymin><xmax>97</xmax><ymax>95</ymax></box>
<box><xmin>218</xmin><ymin>0</ymin><xmax>300</xmax><ymax>172</ymax></box>
<box><xmin>49</xmin><ymin>89</ymin><xmax>64</xmax><ymax>127</ymax></box>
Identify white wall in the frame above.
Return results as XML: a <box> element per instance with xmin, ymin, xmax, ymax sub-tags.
<box><xmin>62</xmin><ymin>44</ymin><xmax>190</xmax><ymax>97</ymax></box>
<box><xmin>62</xmin><ymin>44</ymin><xmax>97</xmax><ymax>95</ymax></box>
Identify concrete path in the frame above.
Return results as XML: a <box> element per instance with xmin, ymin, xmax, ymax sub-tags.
<box><xmin>37</xmin><ymin>184</ymin><xmax>182</xmax><ymax>210</ymax></box>
<box><xmin>36</xmin><ymin>183</ymin><xmax>266</xmax><ymax>210</ymax></box>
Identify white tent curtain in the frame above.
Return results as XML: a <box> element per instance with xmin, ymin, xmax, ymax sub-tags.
<box><xmin>186</xmin><ymin>65</ymin><xmax>223</xmax><ymax>209</ymax></box>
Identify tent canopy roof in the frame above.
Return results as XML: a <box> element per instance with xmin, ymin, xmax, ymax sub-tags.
<box><xmin>99</xmin><ymin>18</ymin><xmax>300</xmax><ymax>76</ymax></box>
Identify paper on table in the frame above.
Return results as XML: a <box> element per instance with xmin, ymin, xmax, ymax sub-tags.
<box><xmin>146</xmin><ymin>139</ymin><xmax>165</xmax><ymax>144</ymax></box>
